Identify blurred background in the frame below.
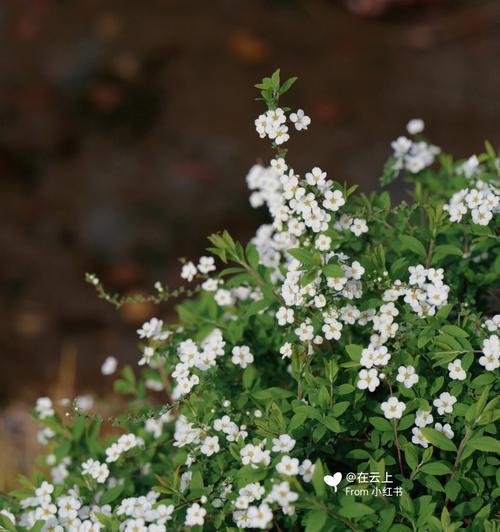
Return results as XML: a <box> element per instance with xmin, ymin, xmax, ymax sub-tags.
<box><xmin>1</xmin><ymin>0</ymin><xmax>500</xmax><ymax>488</ymax></box>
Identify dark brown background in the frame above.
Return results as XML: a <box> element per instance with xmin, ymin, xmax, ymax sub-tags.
<box><xmin>1</xmin><ymin>0</ymin><xmax>499</xmax><ymax>485</ymax></box>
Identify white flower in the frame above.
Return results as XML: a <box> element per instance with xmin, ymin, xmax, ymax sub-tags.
<box><xmin>295</xmin><ymin>322</ymin><xmax>314</xmax><ymax>342</ymax></box>
<box><xmin>35</xmin><ymin>480</ymin><xmax>54</xmax><ymax>501</ymax></box>
<box><xmin>459</xmin><ymin>155</ymin><xmax>480</xmax><ymax>178</ymax></box>
<box><xmin>447</xmin><ymin>359</ymin><xmax>466</xmax><ymax>381</ymax></box>
<box><xmin>185</xmin><ymin>503</ymin><xmax>206</xmax><ymax>527</ymax></box>
<box><xmin>272</xmin><ymin>124</ymin><xmax>290</xmax><ymax>145</ymax></box>
<box><xmin>323</xmin><ymin>189</ymin><xmax>345</xmax><ymax>212</ymax></box>
<box><xmin>471</xmin><ymin>206</ymin><xmax>493</xmax><ymax>226</ymax></box>
<box><xmin>268</xmin><ymin>481</ymin><xmax>298</xmax><ymax>507</ymax></box>
<box><xmin>299</xmin><ymin>459</ymin><xmax>315</xmax><ymax>482</ymax></box>
<box><xmin>272</xmin><ymin>434</ymin><xmax>296</xmax><ymax>453</ymax></box>
<box><xmin>247</xmin><ymin>503</ymin><xmax>273</xmax><ymax>529</ymax></box>
<box><xmin>181</xmin><ymin>262</ymin><xmax>197</xmax><ymax>282</ymax></box>
<box><xmin>346</xmin><ymin>261</ymin><xmax>365</xmax><ymax>280</ymax></box>
<box><xmin>406</xmin><ymin>118</ymin><xmax>424</xmax><ymax>135</ymax></box>
<box><xmin>35</xmin><ymin>397</ymin><xmax>54</xmax><ymax>419</ymax></box>
<box><xmin>202</xmin><ymin>278</ymin><xmax>219</xmax><ymax>291</ymax></box>
<box><xmin>198</xmin><ymin>256</ymin><xmax>216</xmax><ymax>274</ymax></box>
<box><xmin>415</xmin><ymin>409</ymin><xmax>433</xmax><ymax>428</ymax></box>
<box><xmin>433</xmin><ymin>392</ymin><xmax>457</xmax><ymax>415</ymax></box>
<box><xmin>315</xmin><ymin>234</ymin><xmax>331</xmax><ymax>251</ymax></box>
<box><xmin>276</xmin><ymin>456</ymin><xmax>300</xmax><ymax>476</ymax></box>
<box><xmin>200</xmin><ymin>436</ymin><xmax>220</xmax><ymax>456</ymax></box>
<box><xmin>214</xmin><ymin>289</ymin><xmax>234</xmax><ymax>306</ymax></box>
<box><xmin>101</xmin><ymin>356</ymin><xmax>117</xmax><ymax>376</ymax></box>
<box><xmin>381</xmin><ymin>397</ymin><xmax>406</xmax><ymax>420</ymax></box>
<box><xmin>396</xmin><ymin>366</ymin><xmax>419</xmax><ymax>388</ymax></box>
<box><xmin>136</xmin><ymin>318</ymin><xmax>170</xmax><ymax>340</ymax></box>
<box><xmin>94</xmin><ymin>463</ymin><xmax>109</xmax><ymax>483</ymax></box>
<box><xmin>305</xmin><ymin>167</ymin><xmax>326</xmax><ymax>187</ymax></box>
<box><xmin>271</xmin><ymin>158</ymin><xmax>287</xmax><ymax>174</ymax></box>
<box><xmin>231</xmin><ymin>346</ymin><xmax>254</xmax><ymax>368</ymax></box>
<box><xmin>280</xmin><ymin>342</ymin><xmax>293</xmax><ymax>359</ymax></box>
<box><xmin>479</xmin><ymin>335</ymin><xmax>500</xmax><ymax>371</ymax></box>
<box><xmin>411</xmin><ymin>427</ymin><xmax>429</xmax><ymax>448</ymax></box>
<box><xmin>276</xmin><ymin>307</ymin><xmax>294</xmax><ymax>326</ymax></box>
<box><xmin>484</xmin><ymin>315</ymin><xmax>500</xmax><ymax>332</ymax></box>
<box><xmin>321</xmin><ymin>319</ymin><xmax>342</xmax><ymax>341</ymax></box>
<box><xmin>434</xmin><ymin>422</ymin><xmax>454</xmax><ymax>440</ymax></box>
<box><xmin>350</xmin><ymin>218</ymin><xmax>368</xmax><ymax>237</ymax></box>
<box><xmin>289</xmin><ymin>109</ymin><xmax>311</xmax><ymax>131</ymax></box>
<box><xmin>357</xmin><ymin>368</ymin><xmax>380</xmax><ymax>392</ymax></box>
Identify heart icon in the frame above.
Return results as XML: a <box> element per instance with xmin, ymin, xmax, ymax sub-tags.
<box><xmin>323</xmin><ymin>472</ymin><xmax>342</xmax><ymax>492</ymax></box>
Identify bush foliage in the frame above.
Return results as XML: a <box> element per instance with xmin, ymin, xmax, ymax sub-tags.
<box><xmin>1</xmin><ymin>70</ymin><xmax>499</xmax><ymax>532</ymax></box>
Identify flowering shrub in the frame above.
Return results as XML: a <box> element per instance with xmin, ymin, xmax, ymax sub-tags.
<box><xmin>1</xmin><ymin>70</ymin><xmax>499</xmax><ymax>532</ymax></box>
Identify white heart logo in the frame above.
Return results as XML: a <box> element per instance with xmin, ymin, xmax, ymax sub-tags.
<box><xmin>323</xmin><ymin>472</ymin><xmax>342</xmax><ymax>491</ymax></box>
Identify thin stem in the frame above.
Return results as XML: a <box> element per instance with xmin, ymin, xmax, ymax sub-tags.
<box><xmin>444</xmin><ymin>428</ymin><xmax>473</xmax><ymax>506</ymax></box>
<box><xmin>393</xmin><ymin>419</ymin><xmax>405</xmax><ymax>476</ymax></box>
<box><xmin>425</xmin><ymin>238</ymin><xmax>435</xmax><ymax>269</ymax></box>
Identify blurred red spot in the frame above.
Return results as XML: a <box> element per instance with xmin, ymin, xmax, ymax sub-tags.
<box><xmin>310</xmin><ymin>100</ymin><xmax>339</xmax><ymax>124</ymax></box>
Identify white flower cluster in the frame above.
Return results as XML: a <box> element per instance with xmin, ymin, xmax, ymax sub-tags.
<box><xmin>390</xmin><ymin>121</ymin><xmax>440</xmax><ymax>174</ymax></box>
<box><xmin>255</xmin><ymin>107</ymin><xmax>310</xmax><ymax>145</ymax></box>
<box><xmin>171</xmin><ymin>328</ymin><xmax>225</xmax><ymax>398</ymax></box>
<box><xmin>333</xmin><ymin>214</ymin><xmax>368</xmax><ymax>237</ymax></box>
<box><xmin>484</xmin><ymin>314</ymin><xmax>500</xmax><ymax>332</ymax></box>
<box><xmin>81</xmin><ymin>459</ymin><xmax>109</xmax><ymax>483</ymax></box>
<box><xmin>383</xmin><ymin>265</ymin><xmax>450</xmax><ymax>318</ymax></box>
<box><xmin>136</xmin><ymin>318</ymin><xmax>171</xmax><ymax>341</ymax></box>
<box><xmin>181</xmin><ymin>255</ymin><xmax>216</xmax><ymax>282</ymax></box>
<box><xmin>457</xmin><ymin>155</ymin><xmax>480</xmax><ymax>179</ymax></box>
<box><xmin>105</xmin><ymin>433</ymin><xmax>144</xmax><ymax>463</ymax></box>
<box><xmin>281</xmin><ymin>256</ymin><xmax>365</xmax><ymax>312</ymax></box>
<box><xmin>246</xmin><ymin>158</ymin><xmax>351</xmax><ymax>288</ymax></box>
<box><xmin>116</xmin><ymin>493</ymin><xmax>174</xmax><ymax>531</ymax></box>
<box><xmin>233</xmin><ymin>480</ymin><xmax>299</xmax><ymax>528</ymax></box>
<box><xmin>144</xmin><ymin>411</ymin><xmax>174</xmax><ymax>438</ymax></box>
<box><xmin>213</xmin><ymin>414</ymin><xmax>248</xmax><ymax>443</ymax></box>
<box><xmin>172</xmin><ymin>415</ymin><xmax>203</xmax><ymax>448</ymax></box>
<box><xmin>246</xmin><ymin>161</ymin><xmax>284</xmax><ymax>212</ymax></box>
<box><xmin>480</xmin><ymin>334</ymin><xmax>499</xmax><ymax>371</ymax></box>
<box><xmin>14</xmin><ymin>482</ymin><xmax>112</xmax><ymax>531</ymax></box>
<box><xmin>410</xmin><ymin>391</ymin><xmax>458</xmax><ymax>448</ymax></box>
<box><xmin>443</xmin><ymin>181</ymin><xmax>499</xmax><ymax>225</ymax></box>
<box><xmin>35</xmin><ymin>397</ymin><xmax>54</xmax><ymax>419</ymax></box>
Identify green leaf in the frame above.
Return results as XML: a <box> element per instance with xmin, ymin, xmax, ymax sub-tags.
<box><xmin>288</xmin><ymin>248</ymin><xmax>319</xmax><ymax>267</ymax></box>
<box><xmin>312</xmin><ymin>459</ymin><xmax>325</xmax><ymax>497</ymax></box>
<box><xmin>242</xmin><ymin>366</ymin><xmax>255</xmax><ymax>390</ymax></box>
<box><xmin>331</xmin><ymin>401</ymin><xmax>350</xmax><ymax>417</ymax></box>
<box><xmin>288</xmin><ymin>413</ymin><xmax>307</xmax><ymax>432</ymax></box>
<box><xmin>420</xmin><ymin>462</ymin><xmax>452</xmax><ymax>475</ymax></box>
<box><xmin>99</xmin><ymin>483</ymin><xmax>124</xmax><ymax>505</ymax></box>
<box><xmin>465</xmin><ymin>436</ymin><xmax>500</xmax><ymax>454</ymax></box>
<box><xmin>404</xmin><ymin>444</ymin><xmax>418</xmax><ymax>471</ymax></box>
<box><xmin>279</xmin><ymin>77</ymin><xmax>298</xmax><ymax>95</ymax></box>
<box><xmin>420</xmin><ymin>428</ymin><xmax>457</xmax><ymax>452</ymax></box>
<box><xmin>322</xmin><ymin>416</ymin><xmax>341</xmax><ymax>433</ymax></box>
<box><xmin>345</xmin><ymin>344</ymin><xmax>362</xmax><ymax>362</ymax></box>
<box><xmin>0</xmin><ymin>515</ymin><xmax>16</xmax><ymax>532</ymax></box>
<box><xmin>369</xmin><ymin>416</ymin><xmax>393</xmax><ymax>432</ymax></box>
<box><xmin>72</xmin><ymin>415</ymin><xmax>86</xmax><ymax>441</ymax></box>
<box><xmin>323</xmin><ymin>263</ymin><xmax>344</xmax><ymax>278</ymax></box>
<box><xmin>432</xmin><ymin>244</ymin><xmax>463</xmax><ymax>261</ymax></box>
<box><xmin>400</xmin><ymin>235</ymin><xmax>427</xmax><ymax>258</ymax></box>
<box><xmin>304</xmin><ymin>509</ymin><xmax>327</xmax><ymax>532</ymax></box>
<box><xmin>444</xmin><ymin>479</ymin><xmax>461</xmax><ymax>501</ymax></box>
<box><xmin>339</xmin><ymin>502</ymin><xmax>374</xmax><ymax>518</ymax></box>
<box><xmin>441</xmin><ymin>325</ymin><xmax>468</xmax><ymax>338</ymax></box>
